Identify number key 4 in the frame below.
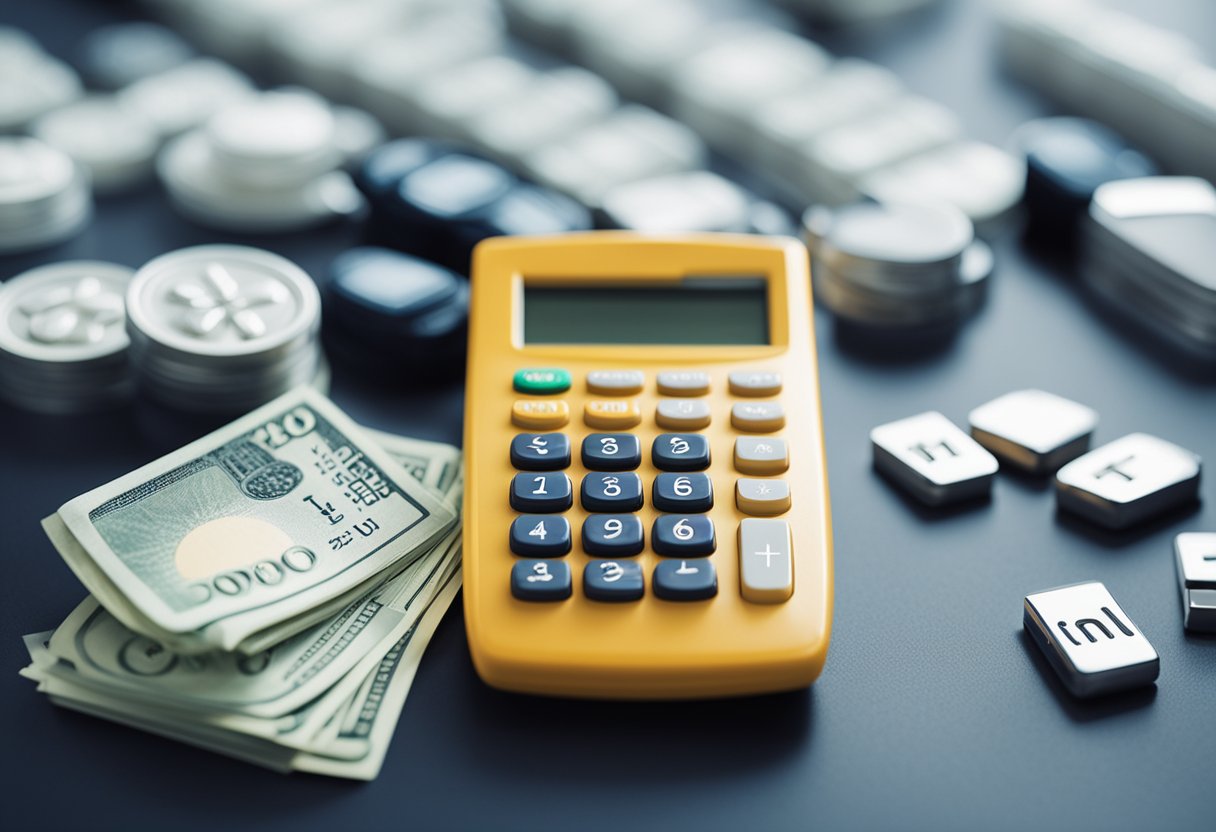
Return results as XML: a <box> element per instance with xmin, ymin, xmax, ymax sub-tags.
<box><xmin>510</xmin><ymin>515</ymin><xmax>572</xmax><ymax>557</ymax></box>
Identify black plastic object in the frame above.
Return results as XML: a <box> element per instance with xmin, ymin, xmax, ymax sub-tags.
<box><xmin>354</xmin><ymin>139</ymin><xmax>592</xmax><ymax>274</ymax></box>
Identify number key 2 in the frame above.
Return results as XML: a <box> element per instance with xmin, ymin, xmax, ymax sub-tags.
<box><xmin>581</xmin><ymin>433</ymin><xmax>641</xmax><ymax>470</ymax></box>
<box><xmin>511</xmin><ymin>433</ymin><xmax>571</xmax><ymax>471</ymax></box>
<box><xmin>652</xmin><ymin>515</ymin><xmax>716</xmax><ymax>556</ymax></box>
<box><xmin>652</xmin><ymin>433</ymin><xmax>711</xmax><ymax>471</ymax></box>
<box><xmin>652</xmin><ymin>473</ymin><xmax>713</xmax><ymax>513</ymax></box>
<box><xmin>510</xmin><ymin>472</ymin><xmax>573</xmax><ymax>512</ymax></box>
<box><xmin>509</xmin><ymin>515</ymin><xmax>572</xmax><ymax>557</ymax></box>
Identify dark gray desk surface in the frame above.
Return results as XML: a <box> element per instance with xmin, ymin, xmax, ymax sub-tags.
<box><xmin>2</xmin><ymin>1</ymin><xmax>1214</xmax><ymax>830</ymax></box>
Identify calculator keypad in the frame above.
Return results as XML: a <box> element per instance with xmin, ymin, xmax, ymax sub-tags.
<box><xmin>582</xmin><ymin>514</ymin><xmax>645</xmax><ymax>556</ymax></box>
<box><xmin>511</xmin><ymin>559</ymin><xmax>573</xmax><ymax>601</ymax></box>
<box><xmin>581</xmin><ymin>472</ymin><xmax>644</xmax><ymax>512</ymax></box>
<box><xmin>584</xmin><ymin>560</ymin><xmax>645</xmax><ymax>602</ymax></box>
<box><xmin>507</xmin><ymin>368</ymin><xmax>792</xmax><ymax>605</ymax></box>
<box><xmin>509</xmin><ymin>515</ymin><xmax>572</xmax><ymax>557</ymax></box>
<box><xmin>653</xmin><ymin>515</ymin><xmax>716</xmax><ymax>557</ymax></box>
<box><xmin>510</xmin><ymin>472</ymin><xmax>573</xmax><ymax>512</ymax></box>
<box><xmin>581</xmin><ymin>433</ymin><xmax>641</xmax><ymax>470</ymax></box>
<box><xmin>652</xmin><ymin>433</ymin><xmax>711</xmax><ymax>471</ymax></box>
<box><xmin>653</xmin><ymin>473</ymin><xmax>714</xmax><ymax>513</ymax></box>
<box><xmin>653</xmin><ymin>560</ymin><xmax>718</xmax><ymax>601</ymax></box>
<box><xmin>510</xmin><ymin>432</ymin><xmax>571</xmax><ymax>470</ymax></box>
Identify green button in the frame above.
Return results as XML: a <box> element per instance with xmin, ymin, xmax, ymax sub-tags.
<box><xmin>514</xmin><ymin>368</ymin><xmax>571</xmax><ymax>394</ymax></box>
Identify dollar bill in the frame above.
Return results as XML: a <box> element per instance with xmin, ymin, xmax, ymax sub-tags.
<box><xmin>45</xmin><ymin>387</ymin><xmax>457</xmax><ymax>654</ymax></box>
<box><xmin>363</xmin><ymin>427</ymin><xmax>462</xmax><ymax>496</ymax></box>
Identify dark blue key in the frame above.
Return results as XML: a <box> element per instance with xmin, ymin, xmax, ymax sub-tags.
<box><xmin>581</xmin><ymin>473</ymin><xmax>643</xmax><ymax>512</ymax></box>
<box><xmin>583</xmin><ymin>560</ymin><xmax>645</xmax><ymax>602</ymax></box>
<box><xmin>652</xmin><ymin>515</ymin><xmax>716</xmax><ymax>557</ymax></box>
<box><xmin>511</xmin><ymin>559</ymin><xmax>572</xmax><ymax>601</ymax></box>
<box><xmin>511</xmin><ymin>433</ymin><xmax>571</xmax><ymax>471</ymax></box>
<box><xmin>653</xmin><ymin>559</ymin><xmax>718</xmax><ymax>601</ymax></box>
<box><xmin>581</xmin><ymin>514</ymin><xmax>644</xmax><ymax>557</ymax></box>
<box><xmin>510</xmin><ymin>472</ymin><xmax>572</xmax><ymax>513</ymax></box>
<box><xmin>581</xmin><ymin>433</ymin><xmax>641</xmax><ymax>471</ymax></box>
<box><xmin>509</xmin><ymin>515</ymin><xmax>571</xmax><ymax>557</ymax></box>
<box><xmin>652</xmin><ymin>473</ymin><xmax>713</xmax><ymax>513</ymax></box>
<box><xmin>652</xmin><ymin>433</ymin><xmax>711</xmax><ymax>471</ymax></box>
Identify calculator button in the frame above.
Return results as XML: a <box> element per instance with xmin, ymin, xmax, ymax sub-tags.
<box><xmin>653</xmin><ymin>560</ymin><xmax>718</xmax><ymax>601</ymax></box>
<box><xmin>653</xmin><ymin>473</ymin><xmax>714</xmax><ymax>513</ymax></box>
<box><xmin>656</xmin><ymin>398</ymin><xmax>711</xmax><ymax>430</ymax></box>
<box><xmin>587</xmin><ymin>370</ymin><xmax>644</xmax><ymax>395</ymax></box>
<box><xmin>513</xmin><ymin>367</ymin><xmax>571</xmax><ymax>394</ymax></box>
<box><xmin>509</xmin><ymin>515</ymin><xmax>572</xmax><ymax>557</ymax></box>
<box><xmin>581</xmin><ymin>472</ymin><xmax>644</xmax><ymax>512</ymax></box>
<box><xmin>729</xmin><ymin>371</ymin><xmax>783</xmax><ymax>397</ymax></box>
<box><xmin>657</xmin><ymin>370</ymin><xmax>710</xmax><ymax>396</ymax></box>
<box><xmin>581</xmin><ymin>433</ymin><xmax>641</xmax><ymax>471</ymax></box>
<box><xmin>735</xmin><ymin>478</ymin><xmax>791</xmax><ymax>515</ymax></box>
<box><xmin>510</xmin><ymin>472</ymin><xmax>573</xmax><ymax>513</ymax></box>
<box><xmin>584</xmin><ymin>399</ymin><xmax>641</xmax><ymax>429</ymax></box>
<box><xmin>738</xmin><ymin>518</ymin><xmax>794</xmax><ymax>604</ymax></box>
<box><xmin>511</xmin><ymin>559</ymin><xmax>572</xmax><ymax>602</ymax></box>
<box><xmin>734</xmin><ymin>437</ymin><xmax>789</xmax><ymax>475</ymax></box>
<box><xmin>652</xmin><ymin>515</ymin><xmax>716</xmax><ymax>557</ymax></box>
<box><xmin>582</xmin><ymin>514</ymin><xmax>645</xmax><ymax>556</ymax></box>
<box><xmin>510</xmin><ymin>433</ymin><xmax>571</xmax><ymax>471</ymax></box>
<box><xmin>652</xmin><ymin>433</ymin><xmax>711</xmax><ymax>471</ymax></box>
<box><xmin>731</xmin><ymin>401</ymin><xmax>785</xmax><ymax>432</ymax></box>
<box><xmin>583</xmin><ymin>560</ymin><xmax>645</xmax><ymax>602</ymax></box>
<box><xmin>512</xmin><ymin>399</ymin><xmax>569</xmax><ymax>429</ymax></box>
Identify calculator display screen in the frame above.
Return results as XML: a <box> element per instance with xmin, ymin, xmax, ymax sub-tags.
<box><xmin>523</xmin><ymin>278</ymin><xmax>769</xmax><ymax>345</ymax></box>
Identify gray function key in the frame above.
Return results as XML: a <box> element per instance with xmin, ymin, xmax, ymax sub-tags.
<box><xmin>1175</xmin><ymin>533</ymin><xmax>1216</xmax><ymax>633</ymax></box>
<box><xmin>728</xmin><ymin>371</ymin><xmax>782</xmax><ymax>397</ymax></box>
<box><xmin>587</xmin><ymin>369</ymin><xmax>644</xmax><ymax>395</ymax></box>
<box><xmin>736</xmin><ymin>478</ymin><xmax>791</xmax><ymax>516</ymax></box>
<box><xmin>1055</xmin><ymin>433</ymin><xmax>1201</xmax><ymax>529</ymax></box>
<box><xmin>1023</xmin><ymin>581</ymin><xmax>1159</xmax><ymax>699</ymax></box>
<box><xmin>657</xmin><ymin>370</ymin><xmax>710</xmax><ymax>396</ymax></box>
<box><xmin>734</xmin><ymin>436</ymin><xmax>789</xmax><ymax>476</ymax></box>
<box><xmin>968</xmin><ymin>389</ymin><xmax>1098</xmax><ymax>474</ymax></box>
<box><xmin>731</xmin><ymin>401</ymin><xmax>785</xmax><ymax>432</ymax></box>
<box><xmin>656</xmin><ymin>398</ymin><xmax>711</xmax><ymax>430</ymax></box>
<box><xmin>870</xmin><ymin>411</ymin><xmax>998</xmax><ymax>506</ymax></box>
<box><xmin>738</xmin><ymin>519</ymin><xmax>793</xmax><ymax>604</ymax></box>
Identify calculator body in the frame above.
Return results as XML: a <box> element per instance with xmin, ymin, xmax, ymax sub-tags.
<box><xmin>464</xmin><ymin>232</ymin><xmax>832</xmax><ymax>698</ymax></box>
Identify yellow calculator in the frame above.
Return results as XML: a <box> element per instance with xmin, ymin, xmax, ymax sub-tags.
<box><xmin>463</xmin><ymin>232</ymin><xmax>833</xmax><ymax>699</ymax></box>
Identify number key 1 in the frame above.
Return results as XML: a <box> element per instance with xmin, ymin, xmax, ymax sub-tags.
<box><xmin>510</xmin><ymin>472</ymin><xmax>573</xmax><ymax>512</ymax></box>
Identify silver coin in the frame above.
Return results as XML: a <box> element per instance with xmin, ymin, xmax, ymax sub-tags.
<box><xmin>31</xmin><ymin>96</ymin><xmax>159</xmax><ymax>194</ymax></box>
<box><xmin>127</xmin><ymin>244</ymin><xmax>320</xmax><ymax>360</ymax></box>
<box><xmin>205</xmin><ymin>90</ymin><xmax>339</xmax><ymax>185</ymax></box>
<box><xmin>0</xmin><ymin>261</ymin><xmax>132</xmax><ymax>363</ymax></box>
<box><xmin>0</xmin><ymin>137</ymin><xmax>77</xmax><ymax>212</ymax></box>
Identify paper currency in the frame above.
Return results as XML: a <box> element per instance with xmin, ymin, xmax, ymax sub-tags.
<box><xmin>43</xmin><ymin>385</ymin><xmax>456</xmax><ymax>654</ymax></box>
<box><xmin>20</xmin><ymin>410</ymin><xmax>464</xmax><ymax>781</ymax></box>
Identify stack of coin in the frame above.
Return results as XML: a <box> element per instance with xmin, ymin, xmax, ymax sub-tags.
<box><xmin>803</xmin><ymin>200</ymin><xmax>993</xmax><ymax>330</ymax></box>
<box><xmin>0</xmin><ymin>137</ymin><xmax>92</xmax><ymax>254</ymax></box>
<box><xmin>31</xmin><ymin>97</ymin><xmax>160</xmax><ymax>195</ymax></box>
<box><xmin>158</xmin><ymin>89</ymin><xmax>363</xmax><ymax>233</ymax></box>
<box><xmin>126</xmin><ymin>245</ymin><xmax>323</xmax><ymax>412</ymax></box>
<box><xmin>1081</xmin><ymin>176</ymin><xmax>1216</xmax><ymax>363</ymax></box>
<box><xmin>0</xmin><ymin>261</ymin><xmax>134</xmax><ymax>413</ymax></box>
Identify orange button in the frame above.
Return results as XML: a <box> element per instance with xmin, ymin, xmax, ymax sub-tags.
<box><xmin>512</xmin><ymin>399</ymin><xmax>569</xmax><ymax>429</ymax></box>
<box><xmin>584</xmin><ymin>399</ymin><xmax>641</xmax><ymax>429</ymax></box>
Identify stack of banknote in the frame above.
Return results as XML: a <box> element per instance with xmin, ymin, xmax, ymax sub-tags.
<box><xmin>19</xmin><ymin>386</ymin><xmax>463</xmax><ymax>780</ymax></box>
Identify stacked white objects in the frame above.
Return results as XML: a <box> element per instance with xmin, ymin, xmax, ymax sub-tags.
<box><xmin>1081</xmin><ymin>177</ymin><xmax>1216</xmax><ymax>362</ymax></box>
<box><xmin>158</xmin><ymin>90</ymin><xmax>363</xmax><ymax>232</ymax></box>
<box><xmin>600</xmin><ymin>171</ymin><xmax>751</xmax><ymax>233</ymax></box>
<box><xmin>999</xmin><ymin>0</ymin><xmax>1216</xmax><ymax>183</ymax></box>
<box><xmin>31</xmin><ymin>97</ymin><xmax>161</xmax><ymax>195</ymax></box>
<box><xmin>0</xmin><ymin>138</ymin><xmax>92</xmax><ymax>254</ymax></box>
<box><xmin>0</xmin><ymin>26</ymin><xmax>81</xmax><ymax>132</ymax></box>
<box><xmin>126</xmin><ymin>245</ymin><xmax>323</xmax><ymax>412</ymax></box>
<box><xmin>0</xmin><ymin>261</ymin><xmax>134</xmax><ymax>413</ymax></box>
<box><xmin>117</xmin><ymin>58</ymin><xmax>253</xmax><ymax>138</ymax></box>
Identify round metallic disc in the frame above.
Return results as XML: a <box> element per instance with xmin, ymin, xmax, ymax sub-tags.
<box><xmin>0</xmin><ymin>261</ymin><xmax>133</xmax><ymax>364</ymax></box>
<box><xmin>31</xmin><ymin>96</ymin><xmax>159</xmax><ymax>193</ymax></box>
<box><xmin>205</xmin><ymin>90</ymin><xmax>338</xmax><ymax>184</ymax></box>
<box><xmin>0</xmin><ymin>137</ymin><xmax>78</xmax><ymax>209</ymax></box>
<box><xmin>126</xmin><ymin>244</ymin><xmax>320</xmax><ymax>360</ymax></box>
<box><xmin>820</xmin><ymin>200</ymin><xmax>974</xmax><ymax>266</ymax></box>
